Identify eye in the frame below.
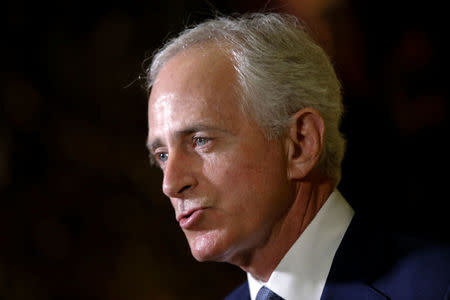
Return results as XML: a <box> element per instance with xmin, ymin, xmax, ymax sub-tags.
<box><xmin>193</xmin><ymin>137</ymin><xmax>210</xmax><ymax>147</ymax></box>
<box><xmin>158</xmin><ymin>152</ymin><xmax>168</xmax><ymax>162</ymax></box>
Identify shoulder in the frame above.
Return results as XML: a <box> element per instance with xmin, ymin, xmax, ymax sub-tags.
<box><xmin>224</xmin><ymin>281</ymin><xmax>250</xmax><ymax>300</ymax></box>
<box><xmin>373</xmin><ymin>233</ymin><xmax>450</xmax><ymax>298</ymax></box>
<box><xmin>330</xmin><ymin>213</ymin><xmax>450</xmax><ymax>299</ymax></box>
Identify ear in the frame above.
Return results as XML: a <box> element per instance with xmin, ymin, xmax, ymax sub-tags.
<box><xmin>285</xmin><ymin>108</ymin><xmax>325</xmax><ymax>180</ymax></box>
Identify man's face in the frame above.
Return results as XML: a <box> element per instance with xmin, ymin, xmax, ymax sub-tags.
<box><xmin>147</xmin><ymin>46</ymin><xmax>293</xmax><ymax>264</ymax></box>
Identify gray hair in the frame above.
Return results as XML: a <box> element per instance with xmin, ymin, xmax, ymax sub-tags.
<box><xmin>146</xmin><ymin>13</ymin><xmax>346</xmax><ymax>184</ymax></box>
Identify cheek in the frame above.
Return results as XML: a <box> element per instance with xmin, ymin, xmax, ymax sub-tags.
<box><xmin>206</xmin><ymin>153</ymin><xmax>259</xmax><ymax>194</ymax></box>
<box><xmin>208</xmin><ymin>151</ymin><xmax>284</xmax><ymax>213</ymax></box>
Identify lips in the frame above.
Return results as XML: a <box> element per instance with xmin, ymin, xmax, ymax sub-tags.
<box><xmin>177</xmin><ymin>207</ymin><xmax>206</xmax><ymax>229</ymax></box>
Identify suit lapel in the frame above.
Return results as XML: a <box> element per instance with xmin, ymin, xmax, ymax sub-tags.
<box><xmin>321</xmin><ymin>214</ymin><xmax>390</xmax><ymax>300</ymax></box>
<box><xmin>321</xmin><ymin>281</ymin><xmax>388</xmax><ymax>300</ymax></box>
<box><xmin>224</xmin><ymin>281</ymin><xmax>250</xmax><ymax>300</ymax></box>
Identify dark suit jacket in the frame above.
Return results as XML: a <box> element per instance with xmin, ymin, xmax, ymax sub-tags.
<box><xmin>225</xmin><ymin>214</ymin><xmax>450</xmax><ymax>299</ymax></box>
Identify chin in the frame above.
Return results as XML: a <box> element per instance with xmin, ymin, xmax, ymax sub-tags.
<box><xmin>187</xmin><ymin>230</ymin><xmax>232</xmax><ymax>262</ymax></box>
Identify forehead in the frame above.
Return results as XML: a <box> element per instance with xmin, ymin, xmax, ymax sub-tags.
<box><xmin>148</xmin><ymin>45</ymin><xmax>245</xmax><ymax>138</ymax></box>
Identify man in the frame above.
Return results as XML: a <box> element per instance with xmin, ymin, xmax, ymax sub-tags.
<box><xmin>145</xmin><ymin>13</ymin><xmax>450</xmax><ymax>299</ymax></box>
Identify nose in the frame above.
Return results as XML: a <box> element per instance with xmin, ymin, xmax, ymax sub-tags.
<box><xmin>162</xmin><ymin>150</ymin><xmax>197</xmax><ymax>198</ymax></box>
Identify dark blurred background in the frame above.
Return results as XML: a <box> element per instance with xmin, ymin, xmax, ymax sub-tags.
<box><xmin>1</xmin><ymin>0</ymin><xmax>449</xmax><ymax>299</ymax></box>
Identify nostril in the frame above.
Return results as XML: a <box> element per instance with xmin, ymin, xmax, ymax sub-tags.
<box><xmin>178</xmin><ymin>185</ymin><xmax>191</xmax><ymax>194</ymax></box>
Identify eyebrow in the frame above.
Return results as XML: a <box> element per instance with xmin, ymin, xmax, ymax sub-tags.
<box><xmin>146</xmin><ymin>124</ymin><xmax>228</xmax><ymax>153</ymax></box>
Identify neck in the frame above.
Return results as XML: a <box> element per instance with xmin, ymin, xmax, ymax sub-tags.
<box><xmin>237</xmin><ymin>177</ymin><xmax>335</xmax><ymax>281</ymax></box>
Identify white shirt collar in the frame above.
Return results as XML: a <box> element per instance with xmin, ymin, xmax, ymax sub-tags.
<box><xmin>247</xmin><ymin>190</ymin><xmax>354</xmax><ymax>300</ymax></box>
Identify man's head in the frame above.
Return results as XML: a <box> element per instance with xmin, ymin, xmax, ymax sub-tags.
<box><xmin>146</xmin><ymin>13</ymin><xmax>345</xmax><ymax>268</ymax></box>
<box><xmin>147</xmin><ymin>13</ymin><xmax>345</xmax><ymax>182</ymax></box>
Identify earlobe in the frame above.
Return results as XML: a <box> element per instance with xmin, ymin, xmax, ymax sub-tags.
<box><xmin>286</xmin><ymin>108</ymin><xmax>325</xmax><ymax>180</ymax></box>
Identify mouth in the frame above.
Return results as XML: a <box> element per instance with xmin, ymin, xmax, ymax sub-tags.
<box><xmin>177</xmin><ymin>207</ymin><xmax>207</xmax><ymax>229</ymax></box>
